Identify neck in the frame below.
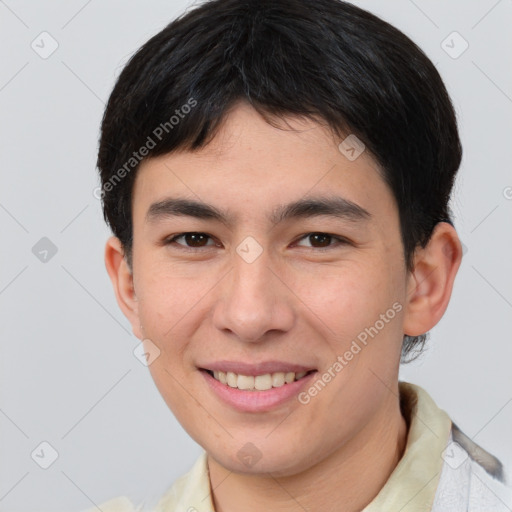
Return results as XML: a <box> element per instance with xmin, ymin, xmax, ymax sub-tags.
<box><xmin>207</xmin><ymin>394</ymin><xmax>408</xmax><ymax>512</ymax></box>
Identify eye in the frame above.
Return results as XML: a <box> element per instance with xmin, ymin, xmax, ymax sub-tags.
<box><xmin>165</xmin><ymin>232</ymin><xmax>218</xmax><ymax>249</ymax></box>
<box><xmin>294</xmin><ymin>232</ymin><xmax>349</xmax><ymax>249</ymax></box>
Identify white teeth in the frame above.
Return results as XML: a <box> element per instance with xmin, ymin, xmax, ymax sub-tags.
<box><xmin>237</xmin><ymin>375</ymin><xmax>254</xmax><ymax>390</ymax></box>
<box><xmin>284</xmin><ymin>372</ymin><xmax>295</xmax><ymax>384</ymax></box>
<box><xmin>210</xmin><ymin>370</ymin><xmax>311</xmax><ymax>391</ymax></box>
<box><xmin>272</xmin><ymin>372</ymin><xmax>285</xmax><ymax>387</ymax></box>
<box><xmin>254</xmin><ymin>374</ymin><xmax>272</xmax><ymax>391</ymax></box>
<box><xmin>226</xmin><ymin>371</ymin><xmax>237</xmax><ymax>388</ymax></box>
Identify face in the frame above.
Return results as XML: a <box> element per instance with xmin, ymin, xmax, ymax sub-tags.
<box><xmin>115</xmin><ymin>102</ymin><xmax>414</xmax><ymax>475</ymax></box>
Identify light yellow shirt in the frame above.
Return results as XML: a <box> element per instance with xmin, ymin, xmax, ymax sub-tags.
<box><xmin>90</xmin><ymin>381</ymin><xmax>457</xmax><ymax>512</ymax></box>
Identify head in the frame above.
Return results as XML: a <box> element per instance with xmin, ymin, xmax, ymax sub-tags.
<box><xmin>100</xmin><ymin>0</ymin><xmax>462</xmax><ymax>475</ymax></box>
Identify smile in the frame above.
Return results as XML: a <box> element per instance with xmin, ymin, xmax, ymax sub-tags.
<box><xmin>204</xmin><ymin>369</ymin><xmax>314</xmax><ymax>391</ymax></box>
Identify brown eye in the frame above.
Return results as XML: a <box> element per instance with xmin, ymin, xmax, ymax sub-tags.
<box><xmin>166</xmin><ymin>232</ymin><xmax>216</xmax><ymax>248</ymax></box>
<box><xmin>308</xmin><ymin>233</ymin><xmax>332</xmax><ymax>247</ymax></box>
<box><xmin>295</xmin><ymin>232</ymin><xmax>349</xmax><ymax>250</ymax></box>
<box><xmin>183</xmin><ymin>233</ymin><xmax>210</xmax><ymax>247</ymax></box>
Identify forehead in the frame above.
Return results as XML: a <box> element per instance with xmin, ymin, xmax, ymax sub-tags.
<box><xmin>132</xmin><ymin>102</ymin><xmax>395</xmax><ymax>223</ymax></box>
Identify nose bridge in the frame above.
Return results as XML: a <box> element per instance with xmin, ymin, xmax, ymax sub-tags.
<box><xmin>212</xmin><ymin>249</ymin><xmax>294</xmax><ymax>342</ymax></box>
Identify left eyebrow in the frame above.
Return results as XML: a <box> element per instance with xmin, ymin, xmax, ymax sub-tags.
<box><xmin>269</xmin><ymin>196</ymin><xmax>371</xmax><ymax>225</ymax></box>
<box><xmin>145</xmin><ymin>195</ymin><xmax>371</xmax><ymax>226</ymax></box>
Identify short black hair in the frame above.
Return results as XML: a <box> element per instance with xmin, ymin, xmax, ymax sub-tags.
<box><xmin>97</xmin><ymin>0</ymin><xmax>462</xmax><ymax>360</ymax></box>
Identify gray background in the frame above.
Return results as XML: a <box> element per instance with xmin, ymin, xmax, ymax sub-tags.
<box><xmin>1</xmin><ymin>0</ymin><xmax>511</xmax><ymax>510</ymax></box>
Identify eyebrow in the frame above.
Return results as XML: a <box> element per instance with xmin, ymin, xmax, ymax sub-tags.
<box><xmin>145</xmin><ymin>196</ymin><xmax>371</xmax><ymax>226</ymax></box>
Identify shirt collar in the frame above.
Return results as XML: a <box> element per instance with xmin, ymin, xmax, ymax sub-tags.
<box><xmin>362</xmin><ymin>381</ymin><xmax>452</xmax><ymax>511</ymax></box>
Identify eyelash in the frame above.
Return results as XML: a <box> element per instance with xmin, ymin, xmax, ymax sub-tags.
<box><xmin>163</xmin><ymin>232</ymin><xmax>351</xmax><ymax>252</ymax></box>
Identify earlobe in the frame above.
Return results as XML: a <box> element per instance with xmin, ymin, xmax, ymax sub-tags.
<box><xmin>104</xmin><ymin>236</ymin><xmax>142</xmax><ymax>339</ymax></box>
<box><xmin>403</xmin><ymin>222</ymin><xmax>463</xmax><ymax>337</ymax></box>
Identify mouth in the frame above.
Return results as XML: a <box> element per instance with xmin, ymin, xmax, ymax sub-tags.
<box><xmin>200</xmin><ymin>368</ymin><xmax>316</xmax><ymax>392</ymax></box>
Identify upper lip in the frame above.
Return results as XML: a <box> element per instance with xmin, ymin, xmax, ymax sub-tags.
<box><xmin>199</xmin><ymin>360</ymin><xmax>317</xmax><ymax>376</ymax></box>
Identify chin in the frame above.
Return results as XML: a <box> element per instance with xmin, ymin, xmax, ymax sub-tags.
<box><xmin>207</xmin><ymin>442</ymin><xmax>316</xmax><ymax>477</ymax></box>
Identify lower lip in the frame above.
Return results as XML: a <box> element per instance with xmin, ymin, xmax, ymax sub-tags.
<box><xmin>200</xmin><ymin>369</ymin><xmax>317</xmax><ymax>413</ymax></box>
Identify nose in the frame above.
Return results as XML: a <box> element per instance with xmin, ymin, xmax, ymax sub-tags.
<box><xmin>212</xmin><ymin>252</ymin><xmax>295</xmax><ymax>342</ymax></box>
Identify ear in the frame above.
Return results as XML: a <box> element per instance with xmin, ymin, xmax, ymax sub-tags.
<box><xmin>403</xmin><ymin>222</ymin><xmax>463</xmax><ymax>336</ymax></box>
<box><xmin>104</xmin><ymin>236</ymin><xmax>143</xmax><ymax>339</ymax></box>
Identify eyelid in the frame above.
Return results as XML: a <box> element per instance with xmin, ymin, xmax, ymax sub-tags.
<box><xmin>293</xmin><ymin>233</ymin><xmax>351</xmax><ymax>249</ymax></box>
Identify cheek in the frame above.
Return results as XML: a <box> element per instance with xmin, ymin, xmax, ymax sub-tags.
<box><xmin>292</xmin><ymin>260</ymin><xmax>396</xmax><ymax>340</ymax></box>
<box><xmin>135</xmin><ymin>266</ymin><xmax>202</xmax><ymax>358</ymax></box>
<box><xmin>137</xmin><ymin>252</ymin><xmax>209</xmax><ymax>314</ymax></box>
<box><xmin>135</xmin><ymin>269</ymin><xmax>206</xmax><ymax>420</ymax></box>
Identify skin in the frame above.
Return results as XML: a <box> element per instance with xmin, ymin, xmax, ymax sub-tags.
<box><xmin>105</xmin><ymin>101</ymin><xmax>462</xmax><ymax>512</ymax></box>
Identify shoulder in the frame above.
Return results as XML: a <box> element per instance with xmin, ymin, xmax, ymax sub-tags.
<box><xmin>433</xmin><ymin>423</ymin><xmax>512</xmax><ymax>512</ymax></box>
<box><xmin>77</xmin><ymin>452</ymin><xmax>212</xmax><ymax>512</ymax></box>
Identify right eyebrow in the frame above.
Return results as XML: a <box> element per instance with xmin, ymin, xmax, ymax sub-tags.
<box><xmin>145</xmin><ymin>198</ymin><xmax>233</xmax><ymax>225</ymax></box>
